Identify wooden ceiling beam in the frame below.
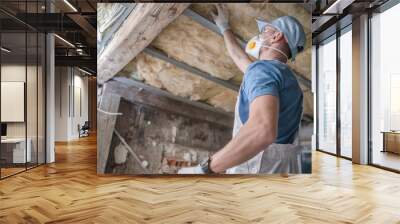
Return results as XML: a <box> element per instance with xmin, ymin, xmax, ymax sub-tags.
<box><xmin>98</xmin><ymin>3</ymin><xmax>191</xmax><ymax>84</ymax></box>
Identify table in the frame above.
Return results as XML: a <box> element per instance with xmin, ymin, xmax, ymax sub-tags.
<box><xmin>1</xmin><ymin>138</ymin><xmax>31</xmax><ymax>163</ymax></box>
<box><xmin>381</xmin><ymin>131</ymin><xmax>400</xmax><ymax>155</ymax></box>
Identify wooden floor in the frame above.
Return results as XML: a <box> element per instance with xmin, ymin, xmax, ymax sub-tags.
<box><xmin>372</xmin><ymin>150</ymin><xmax>400</xmax><ymax>171</ymax></box>
<box><xmin>0</xmin><ymin>135</ymin><xmax>400</xmax><ymax>223</ymax></box>
<box><xmin>1</xmin><ymin>167</ymin><xmax>26</xmax><ymax>178</ymax></box>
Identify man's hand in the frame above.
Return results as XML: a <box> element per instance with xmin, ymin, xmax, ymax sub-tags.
<box><xmin>177</xmin><ymin>165</ymin><xmax>205</xmax><ymax>174</ymax></box>
<box><xmin>212</xmin><ymin>4</ymin><xmax>252</xmax><ymax>73</ymax></box>
<box><xmin>211</xmin><ymin>4</ymin><xmax>230</xmax><ymax>34</ymax></box>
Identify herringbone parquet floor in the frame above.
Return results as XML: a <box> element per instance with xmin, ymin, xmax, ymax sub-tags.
<box><xmin>0</xmin><ymin>134</ymin><xmax>400</xmax><ymax>224</ymax></box>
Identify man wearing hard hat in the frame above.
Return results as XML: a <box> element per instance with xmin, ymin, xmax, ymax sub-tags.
<box><xmin>179</xmin><ymin>4</ymin><xmax>306</xmax><ymax>174</ymax></box>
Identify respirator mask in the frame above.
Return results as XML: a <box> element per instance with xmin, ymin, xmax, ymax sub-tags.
<box><xmin>245</xmin><ymin>34</ymin><xmax>289</xmax><ymax>61</ymax></box>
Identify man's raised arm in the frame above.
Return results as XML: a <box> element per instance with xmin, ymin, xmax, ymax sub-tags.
<box><xmin>211</xmin><ymin>4</ymin><xmax>252</xmax><ymax>73</ymax></box>
<box><xmin>210</xmin><ymin>95</ymin><xmax>279</xmax><ymax>173</ymax></box>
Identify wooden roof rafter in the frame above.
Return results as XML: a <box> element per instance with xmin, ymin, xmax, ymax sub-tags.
<box><xmin>98</xmin><ymin>3</ymin><xmax>191</xmax><ymax>84</ymax></box>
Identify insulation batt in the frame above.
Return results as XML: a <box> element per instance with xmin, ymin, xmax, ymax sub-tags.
<box><xmin>152</xmin><ymin>15</ymin><xmax>242</xmax><ymax>81</ymax></box>
<box><xmin>135</xmin><ymin>53</ymin><xmax>237</xmax><ymax>112</ymax></box>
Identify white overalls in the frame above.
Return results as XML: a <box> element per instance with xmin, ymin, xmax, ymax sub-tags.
<box><xmin>226</xmin><ymin>92</ymin><xmax>304</xmax><ymax>174</ymax></box>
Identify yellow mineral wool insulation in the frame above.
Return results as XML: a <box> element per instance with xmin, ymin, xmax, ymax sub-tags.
<box><xmin>129</xmin><ymin>52</ymin><xmax>312</xmax><ymax>114</ymax></box>
<box><xmin>302</xmin><ymin>91</ymin><xmax>313</xmax><ymax>116</ymax></box>
<box><xmin>231</xmin><ymin>74</ymin><xmax>244</xmax><ymax>85</ymax></box>
<box><xmin>207</xmin><ymin>90</ymin><xmax>237</xmax><ymax>112</ymax></box>
<box><xmin>269</xmin><ymin>4</ymin><xmax>311</xmax><ymax>32</ymax></box>
<box><xmin>191</xmin><ymin>3</ymin><xmax>310</xmax><ymax>40</ymax></box>
<box><xmin>190</xmin><ymin>3</ymin><xmax>312</xmax><ymax>81</ymax></box>
<box><xmin>193</xmin><ymin>4</ymin><xmax>277</xmax><ymax>40</ymax></box>
<box><xmin>287</xmin><ymin>39</ymin><xmax>312</xmax><ymax>81</ymax></box>
<box><xmin>123</xmin><ymin>53</ymin><xmax>311</xmax><ymax>114</ymax></box>
<box><xmin>151</xmin><ymin>15</ymin><xmax>242</xmax><ymax>81</ymax></box>
<box><xmin>135</xmin><ymin>53</ymin><xmax>237</xmax><ymax>110</ymax></box>
<box><xmin>119</xmin><ymin>60</ymin><xmax>143</xmax><ymax>80</ymax></box>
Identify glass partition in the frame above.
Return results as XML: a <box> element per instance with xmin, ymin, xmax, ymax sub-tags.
<box><xmin>27</xmin><ymin>31</ymin><xmax>38</xmax><ymax>169</ymax></box>
<box><xmin>38</xmin><ymin>32</ymin><xmax>45</xmax><ymax>165</ymax></box>
<box><xmin>0</xmin><ymin>1</ymin><xmax>46</xmax><ymax>179</ymax></box>
<box><xmin>1</xmin><ymin>31</ymin><xmax>28</xmax><ymax>177</ymax></box>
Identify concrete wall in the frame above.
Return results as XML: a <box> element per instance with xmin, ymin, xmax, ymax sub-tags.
<box><xmin>54</xmin><ymin>67</ymin><xmax>89</xmax><ymax>141</ymax></box>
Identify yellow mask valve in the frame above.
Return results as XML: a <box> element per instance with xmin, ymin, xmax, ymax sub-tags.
<box><xmin>248</xmin><ymin>41</ymin><xmax>256</xmax><ymax>49</ymax></box>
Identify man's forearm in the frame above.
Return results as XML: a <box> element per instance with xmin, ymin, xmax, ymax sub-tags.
<box><xmin>223</xmin><ymin>30</ymin><xmax>252</xmax><ymax>73</ymax></box>
<box><xmin>210</xmin><ymin>120</ymin><xmax>275</xmax><ymax>173</ymax></box>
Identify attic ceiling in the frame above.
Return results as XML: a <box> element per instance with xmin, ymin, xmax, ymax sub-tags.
<box><xmin>100</xmin><ymin>3</ymin><xmax>313</xmax><ymax>117</ymax></box>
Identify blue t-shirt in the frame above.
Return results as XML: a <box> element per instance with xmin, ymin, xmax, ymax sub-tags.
<box><xmin>238</xmin><ymin>60</ymin><xmax>303</xmax><ymax>144</ymax></box>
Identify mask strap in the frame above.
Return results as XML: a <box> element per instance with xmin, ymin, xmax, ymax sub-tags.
<box><xmin>260</xmin><ymin>45</ymin><xmax>289</xmax><ymax>62</ymax></box>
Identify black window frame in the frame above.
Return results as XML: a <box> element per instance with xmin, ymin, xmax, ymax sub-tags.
<box><xmin>314</xmin><ymin>16</ymin><xmax>353</xmax><ymax>161</ymax></box>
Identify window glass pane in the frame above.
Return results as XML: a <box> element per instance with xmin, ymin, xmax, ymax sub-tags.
<box><xmin>371</xmin><ymin>3</ymin><xmax>400</xmax><ymax>171</ymax></box>
<box><xmin>318</xmin><ymin>37</ymin><xmax>337</xmax><ymax>154</ymax></box>
<box><xmin>27</xmin><ymin>31</ymin><xmax>38</xmax><ymax>169</ymax></box>
<box><xmin>38</xmin><ymin>32</ymin><xmax>45</xmax><ymax>165</ymax></box>
<box><xmin>340</xmin><ymin>29</ymin><xmax>352</xmax><ymax>158</ymax></box>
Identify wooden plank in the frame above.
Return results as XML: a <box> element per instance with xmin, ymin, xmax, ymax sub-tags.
<box><xmin>97</xmin><ymin>4</ymin><xmax>136</xmax><ymax>55</ymax></box>
<box><xmin>107</xmin><ymin>77</ymin><xmax>234</xmax><ymax>128</ymax></box>
<box><xmin>113</xmin><ymin>76</ymin><xmax>233</xmax><ymax>116</ymax></box>
<box><xmin>97</xmin><ymin>85</ymin><xmax>121</xmax><ymax>174</ymax></box>
<box><xmin>97</xmin><ymin>3</ymin><xmax>190</xmax><ymax>84</ymax></box>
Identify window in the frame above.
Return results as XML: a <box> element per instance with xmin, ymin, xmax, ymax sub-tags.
<box><xmin>370</xmin><ymin>2</ymin><xmax>400</xmax><ymax>171</ymax></box>
<box><xmin>317</xmin><ymin>36</ymin><xmax>337</xmax><ymax>154</ymax></box>
<box><xmin>339</xmin><ymin>28</ymin><xmax>352</xmax><ymax>158</ymax></box>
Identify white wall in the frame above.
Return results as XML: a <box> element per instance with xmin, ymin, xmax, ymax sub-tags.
<box><xmin>55</xmin><ymin>67</ymin><xmax>69</xmax><ymax>141</ymax></box>
<box><xmin>1</xmin><ymin>65</ymin><xmax>38</xmax><ymax>138</ymax></box>
<box><xmin>1</xmin><ymin>65</ymin><xmax>26</xmax><ymax>138</ymax></box>
<box><xmin>54</xmin><ymin>67</ymin><xmax>89</xmax><ymax>141</ymax></box>
<box><xmin>1</xmin><ymin>63</ymin><xmax>46</xmax><ymax>164</ymax></box>
<box><xmin>71</xmin><ymin>73</ymin><xmax>89</xmax><ymax>138</ymax></box>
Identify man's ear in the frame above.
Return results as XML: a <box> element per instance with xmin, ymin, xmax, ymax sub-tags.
<box><xmin>273</xmin><ymin>31</ymin><xmax>285</xmax><ymax>43</ymax></box>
